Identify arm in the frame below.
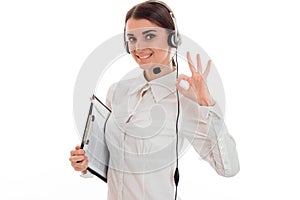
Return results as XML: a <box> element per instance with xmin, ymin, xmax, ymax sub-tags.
<box><xmin>177</xmin><ymin>52</ymin><xmax>239</xmax><ymax>177</ymax></box>
<box><xmin>70</xmin><ymin>83</ymin><xmax>117</xmax><ymax>178</ymax></box>
<box><xmin>105</xmin><ymin>82</ymin><xmax>117</xmax><ymax>110</ymax></box>
<box><xmin>187</xmin><ymin>102</ymin><xmax>240</xmax><ymax>177</ymax></box>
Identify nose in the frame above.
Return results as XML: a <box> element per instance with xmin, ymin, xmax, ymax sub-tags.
<box><xmin>135</xmin><ymin>39</ymin><xmax>148</xmax><ymax>51</ymax></box>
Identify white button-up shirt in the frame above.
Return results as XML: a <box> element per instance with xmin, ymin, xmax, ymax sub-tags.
<box><xmin>92</xmin><ymin>70</ymin><xmax>239</xmax><ymax>200</ymax></box>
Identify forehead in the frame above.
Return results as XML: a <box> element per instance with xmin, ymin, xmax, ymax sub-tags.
<box><xmin>126</xmin><ymin>18</ymin><xmax>160</xmax><ymax>30</ymax></box>
<box><xmin>126</xmin><ymin>18</ymin><xmax>168</xmax><ymax>34</ymax></box>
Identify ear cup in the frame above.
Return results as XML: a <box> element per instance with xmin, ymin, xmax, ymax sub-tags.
<box><xmin>168</xmin><ymin>32</ymin><xmax>177</xmax><ymax>48</ymax></box>
<box><xmin>125</xmin><ymin>41</ymin><xmax>130</xmax><ymax>54</ymax></box>
<box><xmin>168</xmin><ymin>32</ymin><xmax>181</xmax><ymax>48</ymax></box>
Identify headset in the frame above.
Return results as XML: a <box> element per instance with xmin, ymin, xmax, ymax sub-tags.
<box><xmin>125</xmin><ymin>1</ymin><xmax>182</xmax><ymax>199</ymax></box>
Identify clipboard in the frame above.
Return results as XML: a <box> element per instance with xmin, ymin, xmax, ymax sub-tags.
<box><xmin>80</xmin><ymin>95</ymin><xmax>111</xmax><ymax>182</ymax></box>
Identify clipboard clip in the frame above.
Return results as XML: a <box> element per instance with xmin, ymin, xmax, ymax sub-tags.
<box><xmin>82</xmin><ymin>95</ymin><xmax>96</xmax><ymax>146</ymax></box>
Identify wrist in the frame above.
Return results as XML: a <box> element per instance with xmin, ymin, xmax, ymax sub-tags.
<box><xmin>198</xmin><ymin>97</ymin><xmax>215</xmax><ymax>106</ymax></box>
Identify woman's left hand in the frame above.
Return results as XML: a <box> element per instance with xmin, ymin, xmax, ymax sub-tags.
<box><xmin>176</xmin><ymin>51</ymin><xmax>215</xmax><ymax>106</ymax></box>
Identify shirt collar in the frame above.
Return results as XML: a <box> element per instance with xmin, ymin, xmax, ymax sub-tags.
<box><xmin>129</xmin><ymin>70</ymin><xmax>177</xmax><ymax>102</ymax></box>
<box><xmin>129</xmin><ymin>71</ymin><xmax>148</xmax><ymax>95</ymax></box>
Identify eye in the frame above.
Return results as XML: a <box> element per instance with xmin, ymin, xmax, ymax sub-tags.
<box><xmin>145</xmin><ymin>34</ymin><xmax>156</xmax><ymax>40</ymax></box>
<box><xmin>128</xmin><ymin>37</ymin><xmax>136</xmax><ymax>43</ymax></box>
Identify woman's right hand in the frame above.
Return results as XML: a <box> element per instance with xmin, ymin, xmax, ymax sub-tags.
<box><xmin>69</xmin><ymin>145</ymin><xmax>88</xmax><ymax>173</ymax></box>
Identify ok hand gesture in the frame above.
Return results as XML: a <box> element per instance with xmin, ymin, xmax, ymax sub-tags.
<box><xmin>176</xmin><ymin>51</ymin><xmax>215</xmax><ymax>106</ymax></box>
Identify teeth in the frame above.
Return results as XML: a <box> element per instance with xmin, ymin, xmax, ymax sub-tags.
<box><xmin>138</xmin><ymin>54</ymin><xmax>151</xmax><ymax>59</ymax></box>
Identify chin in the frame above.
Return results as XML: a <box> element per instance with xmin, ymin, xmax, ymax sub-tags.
<box><xmin>137</xmin><ymin>62</ymin><xmax>155</xmax><ymax>70</ymax></box>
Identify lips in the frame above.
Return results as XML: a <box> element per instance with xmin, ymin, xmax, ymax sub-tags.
<box><xmin>136</xmin><ymin>52</ymin><xmax>153</xmax><ymax>61</ymax></box>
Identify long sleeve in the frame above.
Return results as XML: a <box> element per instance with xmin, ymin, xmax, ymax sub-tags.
<box><xmin>181</xmin><ymin>98</ymin><xmax>240</xmax><ymax>177</ymax></box>
<box><xmin>105</xmin><ymin>83</ymin><xmax>117</xmax><ymax>110</ymax></box>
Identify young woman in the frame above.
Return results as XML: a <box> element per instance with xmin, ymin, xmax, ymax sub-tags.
<box><xmin>69</xmin><ymin>1</ymin><xmax>239</xmax><ymax>199</ymax></box>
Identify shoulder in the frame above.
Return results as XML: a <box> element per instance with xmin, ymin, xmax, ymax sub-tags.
<box><xmin>106</xmin><ymin>69</ymin><xmax>142</xmax><ymax>105</ymax></box>
<box><xmin>110</xmin><ymin>74</ymin><xmax>141</xmax><ymax>95</ymax></box>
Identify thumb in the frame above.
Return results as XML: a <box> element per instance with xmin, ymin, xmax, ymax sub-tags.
<box><xmin>75</xmin><ymin>145</ymin><xmax>81</xmax><ymax>150</ymax></box>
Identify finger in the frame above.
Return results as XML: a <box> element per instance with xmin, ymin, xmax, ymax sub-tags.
<box><xmin>186</xmin><ymin>51</ymin><xmax>196</xmax><ymax>74</ymax></box>
<box><xmin>74</xmin><ymin>167</ymin><xmax>84</xmax><ymax>172</ymax></box>
<box><xmin>70</xmin><ymin>155</ymin><xmax>86</xmax><ymax>163</ymax></box>
<box><xmin>176</xmin><ymin>80</ymin><xmax>189</xmax><ymax>94</ymax></box>
<box><xmin>74</xmin><ymin>156</ymin><xmax>88</xmax><ymax>168</ymax></box>
<box><xmin>203</xmin><ymin>60</ymin><xmax>212</xmax><ymax>79</ymax></box>
<box><xmin>77</xmin><ymin>163</ymin><xmax>88</xmax><ymax>171</ymax></box>
<box><xmin>74</xmin><ymin>167</ymin><xmax>87</xmax><ymax>172</ymax></box>
<box><xmin>177</xmin><ymin>74</ymin><xmax>191</xmax><ymax>82</ymax></box>
<box><xmin>70</xmin><ymin>145</ymin><xmax>82</xmax><ymax>156</ymax></box>
<box><xmin>73</xmin><ymin>158</ymin><xmax>88</xmax><ymax>171</ymax></box>
<box><xmin>176</xmin><ymin>74</ymin><xmax>191</xmax><ymax>91</ymax></box>
<box><xmin>75</xmin><ymin>145</ymin><xmax>81</xmax><ymax>150</ymax></box>
<box><xmin>70</xmin><ymin>150</ymin><xmax>76</xmax><ymax>156</ymax></box>
<box><xmin>70</xmin><ymin>149</ymin><xmax>85</xmax><ymax>156</ymax></box>
<box><xmin>196</xmin><ymin>54</ymin><xmax>202</xmax><ymax>73</ymax></box>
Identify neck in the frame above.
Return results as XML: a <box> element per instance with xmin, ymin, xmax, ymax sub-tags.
<box><xmin>144</xmin><ymin>64</ymin><xmax>175</xmax><ymax>81</ymax></box>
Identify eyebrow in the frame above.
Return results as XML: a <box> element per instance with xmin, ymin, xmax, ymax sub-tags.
<box><xmin>126</xmin><ymin>30</ymin><xmax>157</xmax><ymax>36</ymax></box>
<box><xmin>142</xmin><ymin>30</ymin><xmax>157</xmax><ymax>35</ymax></box>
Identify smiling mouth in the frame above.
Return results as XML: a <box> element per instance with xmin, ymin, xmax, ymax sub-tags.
<box><xmin>136</xmin><ymin>53</ymin><xmax>153</xmax><ymax>60</ymax></box>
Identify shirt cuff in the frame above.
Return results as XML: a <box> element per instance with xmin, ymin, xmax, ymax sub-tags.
<box><xmin>201</xmin><ymin>103</ymin><xmax>223</xmax><ymax>119</ymax></box>
<box><xmin>80</xmin><ymin>170</ymin><xmax>94</xmax><ymax>178</ymax></box>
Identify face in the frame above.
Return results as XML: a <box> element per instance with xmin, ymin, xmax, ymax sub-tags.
<box><xmin>125</xmin><ymin>18</ymin><xmax>172</xmax><ymax>70</ymax></box>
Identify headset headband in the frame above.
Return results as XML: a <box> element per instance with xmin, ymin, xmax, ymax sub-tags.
<box><xmin>148</xmin><ymin>1</ymin><xmax>181</xmax><ymax>47</ymax></box>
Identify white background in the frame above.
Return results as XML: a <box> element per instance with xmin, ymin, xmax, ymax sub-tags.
<box><xmin>1</xmin><ymin>0</ymin><xmax>300</xmax><ymax>199</ymax></box>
